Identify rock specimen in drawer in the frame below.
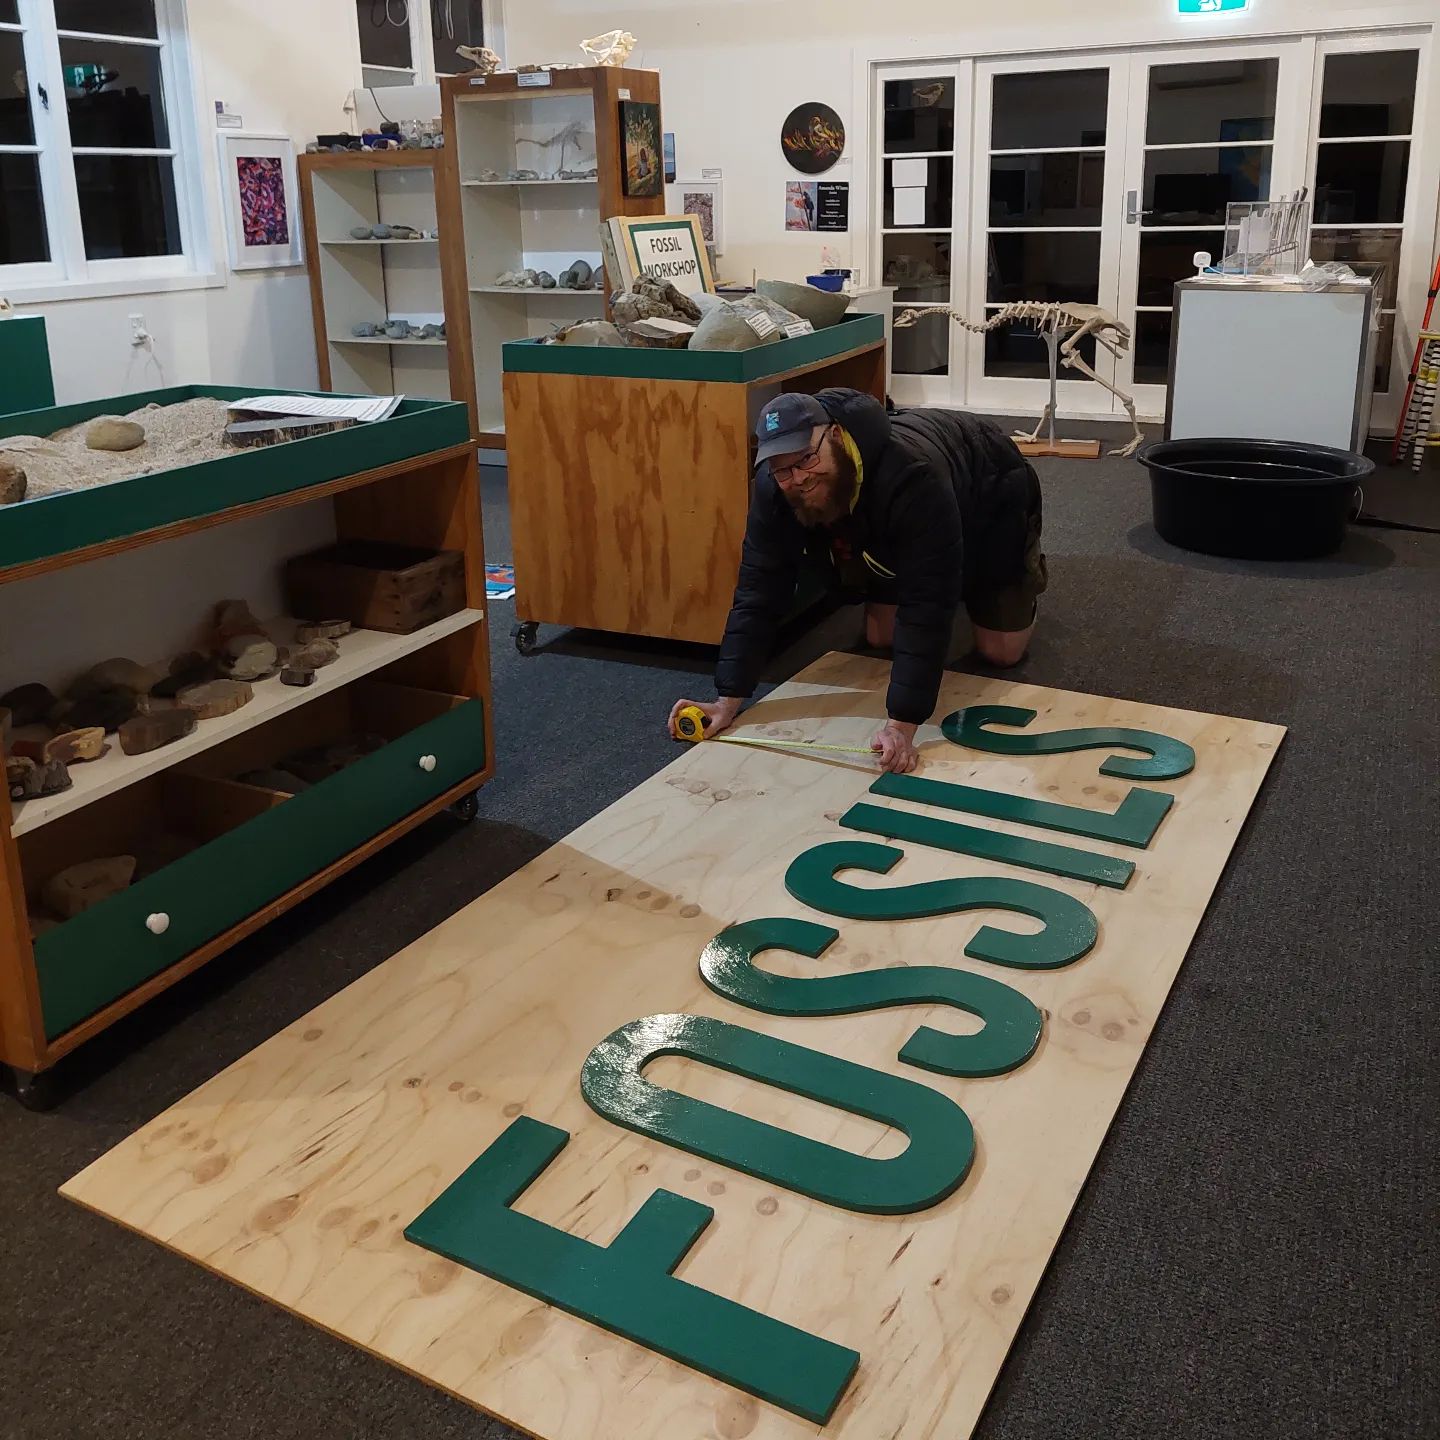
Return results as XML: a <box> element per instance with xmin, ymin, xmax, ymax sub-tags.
<box><xmin>239</xmin><ymin>767</ymin><xmax>312</xmax><ymax>795</ymax></box>
<box><xmin>84</xmin><ymin>417</ymin><xmax>147</xmax><ymax>452</ymax></box>
<box><xmin>43</xmin><ymin>855</ymin><xmax>137</xmax><ymax>919</ymax></box>
<box><xmin>0</xmin><ymin>683</ymin><xmax>57</xmax><ymax>728</ymax></box>
<box><xmin>285</xmin><ymin>733</ymin><xmax>387</xmax><ymax>784</ymax></box>
<box><xmin>118</xmin><ymin>706</ymin><xmax>197</xmax><ymax>755</ymax></box>
<box><xmin>222</xmin><ymin>635</ymin><xmax>279</xmax><ymax>682</ymax></box>
<box><xmin>295</xmin><ymin>619</ymin><xmax>351</xmax><ymax>642</ymax></box>
<box><xmin>10</xmin><ymin>726</ymin><xmax>107</xmax><ymax>765</ymax></box>
<box><xmin>176</xmin><ymin>679</ymin><xmax>253</xmax><ymax>720</ymax></box>
<box><xmin>7</xmin><ymin>755</ymin><xmax>72</xmax><ymax>801</ymax></box>
<box><xmin>62</xmin><ymin>687</ymin><xmax>138</xmax><ymax>733</ymax></box>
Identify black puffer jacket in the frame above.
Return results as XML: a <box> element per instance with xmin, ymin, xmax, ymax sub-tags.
<box><xmin>715</xmin><ymin>389</ymin><xmax>1039</xmax><ymax>724</ymax></box>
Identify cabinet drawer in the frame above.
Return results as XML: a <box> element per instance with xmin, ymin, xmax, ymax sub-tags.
<box><xmin>34</xmin><ymin>695</ymin><xmax>486</xmax><ymax>1040</ymax></box>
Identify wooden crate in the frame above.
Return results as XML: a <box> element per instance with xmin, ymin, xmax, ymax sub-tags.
<box><xmin>286</xmin><ymin>541</ymin><xmax>466</xmax><ymax>634</ymax></box>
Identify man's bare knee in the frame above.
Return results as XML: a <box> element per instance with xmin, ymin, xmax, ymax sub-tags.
<box><xmin>973</xmin><ymin>624</ymin><xmax>1032</xmax><ymax>668</ymax></box>
<box><xmin>865</xmin><ymin>603</ymin><xmax>897</xmax><ymax>650</ymax></box>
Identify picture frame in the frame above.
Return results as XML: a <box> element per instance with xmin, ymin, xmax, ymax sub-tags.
<box><xmin>217</xmin><ymin>132</ymin><xmax>302</xmax><ymax>270</ymax></box>
<box><xmin>667</xmin><ymin>179</ymin><xmax>723</xmax><ymax>254</ymax></box>
<box><xmin>620</xmin><ymin>100</ymin><xmax>664</xmax><ymax>199</ymax></box>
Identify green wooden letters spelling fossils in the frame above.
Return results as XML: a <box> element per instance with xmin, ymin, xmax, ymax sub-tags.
<box><xmin>406</xmin><ymin>707</ymin><xmax>1195</xmax><ymax>1423</ymax></box>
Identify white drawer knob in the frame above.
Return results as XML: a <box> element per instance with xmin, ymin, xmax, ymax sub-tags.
<box><xmin>146</xmin><ymin>913</ymin><xmax>171</xmax><ymax>936</ymax></box>
<box><xmin>418</xmin><ymin>754</ymin><xmax>437</xmax><ymax>772</ymax></box>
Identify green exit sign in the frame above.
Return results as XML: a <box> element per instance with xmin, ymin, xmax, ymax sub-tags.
<box><xmin>1178</xmin><ymin>0</ymin><xmax>1250</xmax><ymax>12</ymax></box>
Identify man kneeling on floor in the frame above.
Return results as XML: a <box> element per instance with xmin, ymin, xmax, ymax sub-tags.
<box><xmin>668</xmin><ymin>388</ymin><xmax>1047</xmax><ymax>774</ymax></box>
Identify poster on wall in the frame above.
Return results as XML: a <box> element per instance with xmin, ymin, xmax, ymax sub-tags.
<box><xmin>620</xmin><ymin>100</ymin><xmax>663</xmax><ymax>198</ymax></box>
<box><xmin>817</xmin><ymin>181</ymin><xmax>849</xmax><ymax>231</ymax></box>
<box><xmin>781</xmin><ymin>101</ymin><xmax>845</xmax><ymax>174</ymax></box>
<box><xmin>785</xmin><ymin>181</ymin><xmax>818</xmax><ymax>231</ymax></box>
<box><xmin>663</xmin><ymin>131</ymin><xmax>676</xmax><ymax>183</ymax></box>
<box><xmin>218</xmin><ymin>132</ymin><xmax>302</xmax><ymax>270</ymax></box>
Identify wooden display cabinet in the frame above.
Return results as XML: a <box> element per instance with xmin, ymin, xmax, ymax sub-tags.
<box><xmin>0</xmin><ymin>390</ymin><xmax>492</xmax><ymax>1107</ymax></box>
<box><xmin>298</xmin><ymin>151</ymin><xmax>475</xmax><ymax>430</ymax></box>
<box><xmin>439</xmin><ymin>65</ymin><xmax>664</xmax><ymax>449</ymax></box>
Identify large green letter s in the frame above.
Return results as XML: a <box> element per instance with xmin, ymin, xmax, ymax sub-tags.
<box><xmin>785</xmin><ymin>840</ymin><xmax>1098</xmax><ymax>970</ymax></box>
<box><xmin>580</xmin><ymin>1012</ymin><xmax>974</xmax><ymax>1215</ymax></box>
<box><xmin>700</xmin><ymin>916</ymin><xmax>1042</xmax><ymax>1078</ymax></box>
<box><xmin>944</xmin><ymin>704</ymin><xmax>1196</xmax><ymax>780</ymax></box>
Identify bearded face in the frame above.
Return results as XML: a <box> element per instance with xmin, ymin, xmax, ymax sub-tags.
<box><xmin>775</xmin><ymin>427</ymin><xmax>856</xmax><ymax>528</ymax></box>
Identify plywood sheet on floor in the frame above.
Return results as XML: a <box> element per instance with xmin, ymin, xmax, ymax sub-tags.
<box><xmin>63</xmin><ymin>653</ymin><xmax>1283</xmax><ymax>1440</ymax></box>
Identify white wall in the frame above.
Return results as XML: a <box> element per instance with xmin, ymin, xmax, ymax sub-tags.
<box><xmin>501</xmin><ymin>0</ymin><xmax>1435</xmax><ymax>287</ymax></box>
<box><xmin>8</xmin><ymin>0</ymin><xmax>362</xmax><ymax>405</ymax></box>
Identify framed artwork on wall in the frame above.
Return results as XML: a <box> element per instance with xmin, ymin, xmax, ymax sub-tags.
<box><xmin>620</xmin><ymin>101</ymin><xmax>663</xmax><ymax>198</ymax></box>
<box><xmin>781</xmin><ymin>102</ymin><xmax>845</xmax><ymax>174</ymax></box>
<box><xmin>667</xmin><ymin>179</ymin><xmax>723</xmax><ymax>253</ymax></box>
<box><xmin>218</xmin><ymin>132</ymin><xmax>302</xmax><ymax>270</ymax></box>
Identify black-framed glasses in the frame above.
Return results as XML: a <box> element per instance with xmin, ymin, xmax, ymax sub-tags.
<box><xmin>771</xmin><ymin>425</ymin><xmax>833</xmax><ymax>486</ymax></box>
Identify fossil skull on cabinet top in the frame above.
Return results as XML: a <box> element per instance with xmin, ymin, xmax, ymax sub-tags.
<box><xmin>455</xmin><ymin>44</ymin><xmax>503</xmax><ymax>74</ymax></box>
<box><xmin>896</xmin><ymin>301</ymin><xmax>1145</xmax><ymax>458</ymax></box>
<box><xmin>580</xmin><ymin>29</ymin><xmax>637</xmax><ymax>66</ymax></box>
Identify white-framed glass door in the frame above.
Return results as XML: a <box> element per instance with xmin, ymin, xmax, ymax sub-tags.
<box><xmin>875</xmin><ymin>61</ymin><xmax>969</xmax><ymax>407</ymax></box>
<box><xmin>965</xmin><ymin>53</ymin><xmax>1132</xmax><ymax>418</ymax></box>
<box><xmin>1305</xmin><ymin>32</ymin><xmax>1433</xmax><ymax>433</ymax></box>
<box><xmin>1115</xmin><ymin>40</ymin><xmax>1312</xmax><ymax>418</ymax></box>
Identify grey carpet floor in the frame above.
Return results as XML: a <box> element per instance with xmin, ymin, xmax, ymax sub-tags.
<box><xmin>2</xmin><ymin>428</ymin><xmax>1436</xmax><ymax>1440</ymax></box>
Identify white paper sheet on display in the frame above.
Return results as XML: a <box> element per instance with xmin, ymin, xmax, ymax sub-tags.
<box><xmin>893</xmin><ymin>187</ymin><xmax>927</xmax><ymax>227</ymax></box>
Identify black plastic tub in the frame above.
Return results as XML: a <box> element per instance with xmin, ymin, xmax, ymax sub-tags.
<box><xmin>1137</xmin><ymin>438</ymin><xmax>1374</xmax><ymax>560</ymax></box>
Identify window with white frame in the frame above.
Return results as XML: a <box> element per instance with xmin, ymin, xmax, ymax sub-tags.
<box><xmin>0</xmin><ymin>0</ymin><xmax>200</xmax><ymax>286</ymax></box>
<box><xmin>356</xmin><ymin>0</ymin><xmax>485</xmax><ymax>90</ymax></box>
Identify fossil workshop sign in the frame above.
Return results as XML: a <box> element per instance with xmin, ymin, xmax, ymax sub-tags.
<box><xmin>65</xmin><ymin>655</ymin><xmax>1283</xmax><ymax>1440</ymax></box>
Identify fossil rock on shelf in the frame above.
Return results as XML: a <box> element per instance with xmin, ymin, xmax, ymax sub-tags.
<box><xmin>280</xmin><ymin>666</ymin><xmax>316</xmax><ymax>687</ymax></box>
<box><xmin>537</xmin><ymin>271</ymin><xmax>557</xmax><ymax>289</ymax></box>
<box><xmin>0</xmin><ymin>683</ymin><xmax>57</xmax><ymax>728</ymax></box>
<box><xmin>213</xmin><ymin>599</ymin><xmax>265</xmax><ymax>644</ymax></box>
<box><xmin>222</xmin><ymin>636</ymin><xmax>279</xmax><ymax>682</ymax></box>
<box><xmin>68</xmin><ymin>657</ymin><xmax>158</xmax><ymax>699</ymax></box>
<box><xmin>84</xmin><ymin>418</ymin><xmax>146</xmax><ymax>452</ymax></box>
<box><xmin>295</xmin><ymin>619</ymin><xmax>351</xmax><ymax>642</ymax></box>
<box><xmin>43</xmin><ymin>856</ymin><xmax>137</xmax><ymax>920</ymax></box>
<box><xmin>756</xmin><ymin>278</ymin><xmax>850</xmax><ymax>329</ymax></box>
<box><xmin>351</xmin><ymin>322</ymin><xmax>379</xmax><ymax>338</ymax></box>
<box><xmin>385</xmin><ymin>320</ymin><xmax>413</xmax><ymax>340</ymax></box>
<box><xmin>349</xmin><ymin>225</ymin><xmax>371</xmax><ymax>239</ymax></box>
<box><xmin>7</xmin><ymin>755</ymin><xmax>71</xmax><ymax>802</ymax></box>
<box><xmin>547</xmin><ymin>320</ymin><xmax>625</xmax><ymax>347</ymax></box>
<box><xmin>456</xmin><ymin>43</ymin><xmax>503</xmax><ymax>74</ymax></box>
<box><xmin>0</xmin><ymin>457</ymin><xmax>26</xmax><ymax>505</ymax></box>
<box><xmin>63</xmin><ymin>687</ymin><xmax>137</xmax><ymax>733</ymax></box>
<box><xmin>176</xmin><ymin>679</ymin><xmax>254</xmax><ymax>720</ymax></box>
<box><xmin>152</xmin><ymin>651</ymin><xmax>223</xmax><ymax>699</ymax></box>
<box><xmin>11</xmin><ymin>727</ymin><xmax>107</xmax><ymax>766</ymax></box>
<box><xmin>118</xmin><ymin>706</ymin><xmax>197</xmax><ymax>756</ymax></box>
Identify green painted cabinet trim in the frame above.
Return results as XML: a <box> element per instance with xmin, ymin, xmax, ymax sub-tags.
<box><xmin>405</xmin><ymin>1115</ymin><xmax>860</xmax><ymax>1424</ymax></box>
<box><xmin>699</xmin><ymin>917</ymin><xmax>1043</xmax><ymax>1079</ymax></box>
<box><xmin>0</xmin><ymin>317</ymin><xmax>56</xmax><ymax>417</ymax></box>
<box><xmin>0</xmin><ymin>387</ymin><xmax>469</xmax><ymax>573</ymax></box>
<box><xmin>35</xmin><ymin>699</ymin><xmax>486</xmax><ymax>1039</ymax></box>
<box><xmin>502</xmin><ymin>312</ymin><xmax>884</xmax><ymax>383</ymax></box>
<box><xmin>581</xmin><ymin>1012</ymin><xmax>974</xmax><ymax>1215</ymax></box>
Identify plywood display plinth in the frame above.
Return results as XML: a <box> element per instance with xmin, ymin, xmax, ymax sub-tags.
<box><xmin>63</xmin><ymin>654</ymin><xmax>1282</xmax><ymax>1439</ymax></box>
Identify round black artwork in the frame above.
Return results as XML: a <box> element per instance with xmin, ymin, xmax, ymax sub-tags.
<box><xmin>781</xmin><ymin>102</ymin><xmax>845</xmax><ymax>174</ymax></box>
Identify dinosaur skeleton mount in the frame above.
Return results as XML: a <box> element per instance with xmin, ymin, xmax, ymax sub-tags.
<box><xmin>895</xmin><ymin>302</ymin><xmax>1145</xmax><ymax>459</ymax></box>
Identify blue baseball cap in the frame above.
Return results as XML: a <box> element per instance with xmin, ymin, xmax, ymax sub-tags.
<box><xmin>754</xmin><ymin>393</ymin><xmax>829</xmax><ymax>469</ymax></box>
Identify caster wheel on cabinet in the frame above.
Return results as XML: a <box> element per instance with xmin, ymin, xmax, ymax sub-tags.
<box><xmin>512</xmin><ymin>621</ymin><xmax>538</xmax><ymax>656</ymax></box>
<box><xmin>450</xmin><ymin>792</ymin><xmax>480</xmax><ymax>823</ymax></box>
<box><xmin>10</xmin><ymin>1066</ymin><xmax>57</xmax><ymax>1112</ymax></box>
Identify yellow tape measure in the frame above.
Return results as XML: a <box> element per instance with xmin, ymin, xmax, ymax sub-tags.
<box><xmin>675</xmin><ymin>704</ymin><xmax>875</xmax><ymax>755</ymax></box>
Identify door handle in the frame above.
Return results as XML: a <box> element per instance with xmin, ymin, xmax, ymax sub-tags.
<box><xmin>1126</xmin><ymin>189</ymin><xmax>1139</xmax><ymax>224</ymax></box>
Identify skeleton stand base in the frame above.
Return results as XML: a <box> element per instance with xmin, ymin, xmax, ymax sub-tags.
<box><xmin>1010</xmin><ymin>330</ymin><xmax>1103</xmax><ymax>460</ymax></box>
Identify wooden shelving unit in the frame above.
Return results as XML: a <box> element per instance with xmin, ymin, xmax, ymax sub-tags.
<box><xmin>298</xmin><ymin>151</ymin><xmax>474</xmax><ymax>429</ymax></box>
<box><xmin>439</xmin><ymin>66</ymin><xmax>664</xmax><ymax>450</ymax></box>
<box><xmin>0</xmin><ymin>390</ymin><xmax>492</xmax><ymax>1105</ymax></box>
